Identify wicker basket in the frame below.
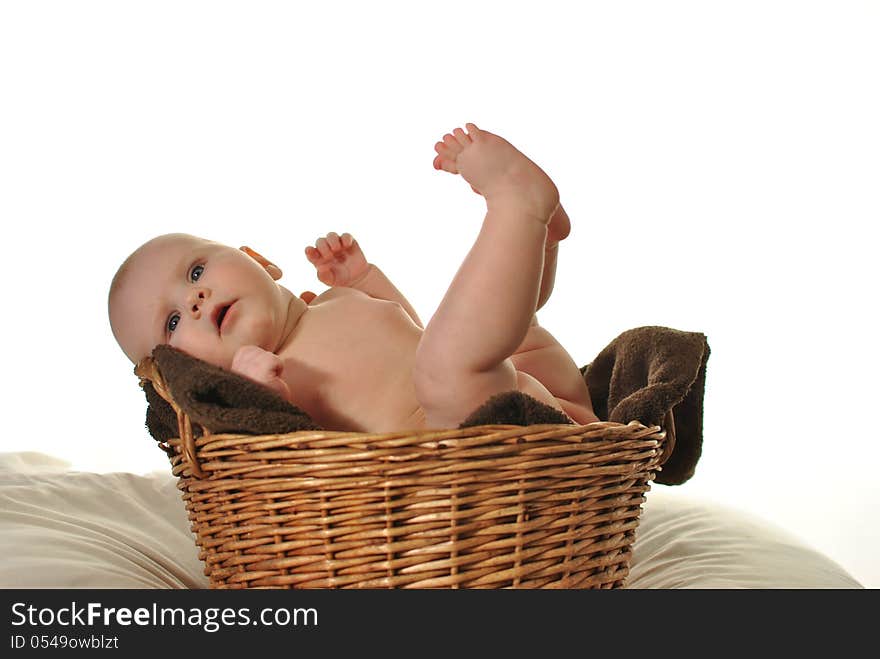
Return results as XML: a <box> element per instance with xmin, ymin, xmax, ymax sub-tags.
<box><xmin>136</xmin><ymin>358</ymin><xmax>674</xmax><ymax>589</ymax></box>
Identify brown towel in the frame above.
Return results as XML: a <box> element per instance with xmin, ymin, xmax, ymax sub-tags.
<box><xmin>459</xmin><ymin>391</ymin><xmax>572</xmax><ymax>427</ymax></box>
<box><xmin>581</xmin><ymin>326</ymin><xmax>710</xmax><ymax>485</ymax></box>
<box><xmin>139</xmin><ymin>326</ymin><xmax>708</xmax><ymax>485</ymax></box>
<box><xmin>142</xmin><ymin>345</ymin><xmax>321</xmax><ymax>446</ymax></box>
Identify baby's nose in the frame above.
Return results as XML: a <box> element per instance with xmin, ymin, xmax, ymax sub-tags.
<box><xmin>186</xmin><ymin>288</ymin><xmax>211</xmax><ymax>317</ymax></box>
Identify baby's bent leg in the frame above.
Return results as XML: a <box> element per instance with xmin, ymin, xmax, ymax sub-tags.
<box><xmin>509</xmin><ymin>318</ymin><xmax>599</xmax><ymax>425</ymax></box>
<box><xmin>416</xmin><ymin>125</ymin><xmax>560</xmax><ymax>428</ymax></box>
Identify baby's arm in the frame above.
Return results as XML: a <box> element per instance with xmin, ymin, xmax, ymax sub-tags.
<box><xmin>305</xmin><ymin>232</ymin><xmax>423</xmax><ymax>328</ymax></box>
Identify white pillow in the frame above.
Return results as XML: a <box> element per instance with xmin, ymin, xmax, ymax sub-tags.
<box><xmin>629</xmin><ymin>489</ymin><xmax>862</xmax><ymax>588</ymax></box>
<box><xmin>0</xmin><ymin>452</ymin><xmax>861</xmax><ymax>589</ymax></box>
<box><xmin>0</xmin><ymin>452</ymin><xmax>206</xmax><ymax>588</ymax></box>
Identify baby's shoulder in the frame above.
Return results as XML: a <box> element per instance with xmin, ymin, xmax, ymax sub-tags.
<box><xmin>312</xmin><ymin>286</ymin><xmax>362</xmax><ymax>302</ymax></box>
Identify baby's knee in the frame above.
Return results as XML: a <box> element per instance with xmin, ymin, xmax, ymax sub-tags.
<box><xmin>414</xmin><ymin>344</ymin><xmax>519</xmax><ymax>424</ymax></box>
<box><xmin>412</xmin><ymin>364</ymin><xmax>464</xmax><ymax>429</ymax></box>
<box><xmin>412</xmin><ymin>342</ymin><xmax>456</xmax><ymax>411</ymax></box>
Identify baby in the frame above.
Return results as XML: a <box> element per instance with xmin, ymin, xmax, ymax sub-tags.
<box><xmin>108</xmin><ymin>123</ymin><xmax>598</xmax><ymax>431</ymax></box>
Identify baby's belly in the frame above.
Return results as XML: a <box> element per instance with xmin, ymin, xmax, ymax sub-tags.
<box><xmin>338</xmin><ymin>356</ymin><xmax>426</xmax><ymax>432</ymax></box>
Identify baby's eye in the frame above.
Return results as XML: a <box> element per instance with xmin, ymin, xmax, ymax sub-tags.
<box><xmin>190</xmin><ymin>264</ymin><xmax>205</xmax><ymax>282</ymax></box>
<box><xmin>167</xmin><ymin>312</ymin><xmax>181</xmax><ymax>333</ymax></box>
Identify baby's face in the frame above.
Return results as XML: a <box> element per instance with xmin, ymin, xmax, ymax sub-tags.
<box><xmin>109</xmin><ymin>234</ymin><xmax>303</xmax><ymax>368</ymax></box>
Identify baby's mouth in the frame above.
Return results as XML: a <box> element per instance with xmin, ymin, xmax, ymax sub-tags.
<box><xmin>213</xmin><ymin>301</ymin><xmax>236</xmax><ymax>333</ymax></box>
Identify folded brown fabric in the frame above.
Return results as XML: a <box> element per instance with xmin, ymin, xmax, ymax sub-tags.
<box><xmin>581</xmin><ymin>326</ymin><xmax>710</xmax><ymax>485</ymax></box>
<box><xmin>142</xmin><ymin>345</ymin><xmax>321</xmax><ymax>445</ymax></box>
<box><xmin>459</xmin><ymin>391</ymin><xmax>572</xmax><ymax>428</ymax></box>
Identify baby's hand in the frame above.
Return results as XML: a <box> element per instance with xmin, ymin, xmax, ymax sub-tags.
<box><xmin>230</xmin><ymin>345</ymin><xmax>291</xmax><ymax>400</ymax></box>
<box><xmin>304</xmin><ymin>232</ymin><xmax>369</xmax><ymax>287</ymax></box>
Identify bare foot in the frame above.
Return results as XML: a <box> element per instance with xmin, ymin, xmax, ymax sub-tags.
<box><xmin>433</xmin><ymin>123</ymin><xmax>560</xmax><ymax>224</ymax></box>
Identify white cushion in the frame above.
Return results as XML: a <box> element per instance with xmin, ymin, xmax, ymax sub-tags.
<box><xmin>0</xmin><ymin>452</ymin><xmax>205</xmax><ymax>588</ymax></box>
<box><xmin>0</xmin><ymin>452</ymin><xmax>861</xmax><ymax>589</ymax></box>
<box><xmin>629</xmin><ymin>488</ymin><xmax>862</xmax><ymax>588</ymax></box>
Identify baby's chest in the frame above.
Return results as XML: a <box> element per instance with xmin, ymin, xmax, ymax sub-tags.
<box><xmin>312</xmin><ymin>291</ymin><xmax>418</xmax><ymax>362</ymax></box>
<box><xmin>282</xmin><ymin>292</ymin><xmax>422</xmax><ymax>416</ymax></box>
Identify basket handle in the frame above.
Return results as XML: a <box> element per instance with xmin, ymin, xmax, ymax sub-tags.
<box><xmin>135</xmin><ymin>357</ymin><xmax>207</xmax><ymax>479</ymax></box>
<box><xmin>657</xmin><ymin>409</ymin><xmax>677</xmax><ymax>468</ymax></box>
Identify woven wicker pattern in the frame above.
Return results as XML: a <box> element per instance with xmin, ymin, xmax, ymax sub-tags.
<box><xmin>138</xmin><ymin>358</ymin><xmax>670</xmax><ymax>589</ymax></box>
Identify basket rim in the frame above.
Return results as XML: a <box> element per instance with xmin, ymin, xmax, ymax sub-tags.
<box><xmin>138</xmin><ymin>354</ymin><xmax>673</xmax><ymax>481</ymax></box>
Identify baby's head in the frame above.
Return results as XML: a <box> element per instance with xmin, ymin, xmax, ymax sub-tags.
<box><xmin>108</xmin><ymin>233</ymin><xmax>305</xmax><ymax>368</ymax></box>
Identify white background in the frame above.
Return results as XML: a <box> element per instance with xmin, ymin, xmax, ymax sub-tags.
<box><xmin>1</xmin><ymin>1</ymin><xmax>877</xmax><ymax>587</ymax></box>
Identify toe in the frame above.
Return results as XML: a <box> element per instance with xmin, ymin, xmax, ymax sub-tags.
<box><xmin>443</xmin><ymin>133</ymin><xmax>463</xmax><ymax>154</ymax></box>
<box><xmin>432</xmin><ymin>143</ymin><xmax>458</xmax><ymax>173</ymax></box>
<box><xmin>453</xmin><ymin>127</ymin><xmax>471</xmax><ymax>146</ymax></box>
<box><xmin>465</xmin><ymin>122</ymin><xmax>481</xmax><ymax>139</ymax></box>
<box><xmin>434</xmin><ymin>154</ymin><xmax>458</xmax><ymax>174</ymax></box>
<box><xmin>434</xmin><ymin>141</ymin><xmax>455</xmax><ymax>159</ymax></box>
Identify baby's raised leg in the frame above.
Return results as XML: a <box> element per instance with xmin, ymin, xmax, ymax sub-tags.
<box><xmin>415</xmin><ymin>124</ymin><xmax>563</xmax><ymax>428</ymax></box>
<box><xmin>537</xmin><ymin>204</ymin><xmax>570</xmax><ymax>311</ymax></box>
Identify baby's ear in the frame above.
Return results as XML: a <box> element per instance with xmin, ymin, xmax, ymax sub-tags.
<box><xmin>240</xmin><ymin>246</ymin><xmax>283</xmax><ymax>280</ymax></box>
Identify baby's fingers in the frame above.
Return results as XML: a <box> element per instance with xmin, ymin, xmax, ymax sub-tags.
<box><xmin>325</xmin><ymin>232</ymin><xmax>343</xmax><ymax>251</ymax></box>
<box><xmin>305</xmin><ymin>233</ymin><xmax>354</xmax><ymax>266</ymax></box>
<box><xmin>304</xmin><ymin>245</ymin><xmax>323</xmax><ymax>264</ymax></box>
<box><xmin>251</xmin><ymin>348</ymin><xmax>284</xmax><ymax>377</ymax></box>
<box><xmin>265</xmin><ymin>352</ymin><xmax>285</xmax><ymax>378</ymax></box>
<box><xmin>314</xmin><ymin>237</ymin><xmax>334</xmax><ymax>260</ymax></box>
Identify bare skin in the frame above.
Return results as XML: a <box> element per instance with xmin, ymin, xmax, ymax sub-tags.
<box><xmin>417</xmin><ymin>123</ymin><xmax>596</xmax><ymax>427</ymax></box>
<box><xmin>108</xmin><ymin>124</ymin><xmax>598</xmax><ymax>431</ymax></box>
